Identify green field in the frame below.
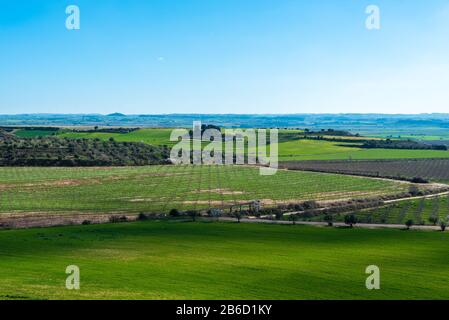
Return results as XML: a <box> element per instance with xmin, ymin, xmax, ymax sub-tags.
<box><xmin>276</xmin><ymin>140</ymin><xmax>449</xmax><ymax>161</ymax></box>
<box><xmin>366</xmin><ymin>131</ymin><xmax>449</xmax><ymax>141</ymax></box>
<box><xmin>14</xmin><ymin>129</ymin><xmax>56</xmax><ymax>138</ymax></box>
<box><xmin>58</xmin><ymin>128</ymin><xmax>175</xmax><ymax>146</ymax></box>
<box><xmin>0</xmin><ymin>165</ymin><xmax>408</xmax><ymax>215</ymax></box>
<box><xmin>58</xmin><ymin>128</ymin><xmax>449</xmax><ymax>161</ymax></box>
<box><xmin>1</xmin><ymin>220</ymin><xmax>448</xmax><ymax>300</ymax></box>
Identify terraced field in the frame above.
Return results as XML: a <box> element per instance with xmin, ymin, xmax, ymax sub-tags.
<box><xmin>0</xmin><ymin>165</ymin><xmax>410</xmax><ymax>215</ymax></box>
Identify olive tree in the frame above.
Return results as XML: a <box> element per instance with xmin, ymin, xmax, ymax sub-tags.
<box><xmin>324</xmin><ymin>214</ymin><xmax>333</xmax><ymax>227</ymax></box>
<box><xmin>405</xmin><ymin>219</ymin><xmax>414</xmax><ymax>230</ymax></box>
<box><xmin>344</xmin><ymin>214</ymin><xmax>357</xmax><ymax>228</ymax></box>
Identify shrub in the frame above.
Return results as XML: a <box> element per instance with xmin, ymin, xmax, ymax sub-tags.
<box><xmin>301</xmin><ymin>211</ymin><xmax>315</xmax><ymax>220</ymax></box>
<box><xmin>303</xmin><ymin>201</ymin><xmax>319</xmax><ymax>210</ymax></box>
<box><xmin>109</xmin><ymin>215</ymin><xmax>120</xmax><ymax>223</ymax></box>
<box><xmin>138</xmin><ymin>213</ymin><xmax>149</xmax><ymax>221</ymax></box>
<box><xmin>405</xmin><ymin>219</ymin><xmax>414</xmax><ymax>230</ymax></box>
<box><xmin>207</xmin><ymin>208</ymin><xmax>222</xmax><ymax>219</ymax></box>
<box><xmin>344</xmin><ymin>214</ymin><xmax>357</xmax><ymax>228</ymax></box>
<box><xmin>411</xmin><ymin>177</ymin><xmax>428</xmax><ymax>184</ymax></box>
<box><xmin>234</xmin><ymin>211</ymin><xmax>244</xmax><ymax>223</ymax></box>
<box><xmin>288</xmin><ymin>214</ymin><xmax>298</xmax><ymax>225</ymax></box>
<box><xmin>439</xmin><ymin>218</ymin><xmax>447</xmax><ymax>232</ymax></box>
<box><xmin>408</xmin><ymin>185</ymin><xmax>422</xmax><ymax>197</ymax></box>
<box><xmin>186</xmin><ymin>210</ymin><xmax>198</xmax><ymax>222</ymax></box>
<box><xmin>286</xmin><ymin>203</ymin><xmax>305</xmax><ymax>211</ymax></box>
<box><xmin>275</xmin><ymin>211</ymin><xmax>284</xmax><ymax>220</ymax></box>
<box><xmin>169</xmin><ymin>209</ymin><xmax>181</xmax><ymax>217</ymax></box>
<box><xmin>428</xmin><ymin>216</ymin><xmax>438</xmax><ymax>226</ymax></box>
<box><xmin>323</xmin><ymin>214</ymin><xmax>333</xmax><ymax>227</ymax></box>
<box><xmin>109</xmin><ymin>215</ymin><xmax>127</xmax><ymax>223</ymax></box>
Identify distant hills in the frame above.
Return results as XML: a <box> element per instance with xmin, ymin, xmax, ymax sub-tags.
<box><xmin>107</xmin><ymin>112</ymin><xmax>126</xmax><ymax>117</ymax></box>
<box><xmin>1</xmin><ymin>113</ymin><xmax>449</xmax><ymax>137</ymax></box>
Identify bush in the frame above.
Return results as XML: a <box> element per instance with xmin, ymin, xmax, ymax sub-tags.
<box><xmin>233</xmin><ymin>211</ymin><xmax>244</xmax><ymax>223</ymax></box>
<box><xmin>428</xmin><ymin>216</ymin><xmax>438</xmax><ymax>226</ymax></box>
<box><xmin>169</xmin><ymin>209</ymin><xmax>181</xmax><ymax>217</ymax></box>
<box><xmin>109</xmin><ymin>215</ymin><xmax>120</xmax><ymax>223</ymax></box>
<box><xmin>288</xmin><ymin>203</ymin><xmax>304</xmax><ymax>211</ymax></box>
<box><xmin>138</xmin><ymin>213</ymin><xmax>149</xmax><ymax>221</ymax></box>
<box><xmin>323</xmin><ymin>214</ymin><xmax>333</xmax><ymax>227</ymax></box>
<box><xmin>303</xmin><ymin>201</ymin><xmax>319</xmax><ymax>210</ymax></box>
<box><xmin>186</xmin><ymin>210</ymin><xmax>199</xmax><ymax>222</ymax></box>
<box><xmin>207</xmin><ymin>208</ymin><xmax>222</xmax><ymax>218</ymax></box>
<box><xmin>275</xmin><ymin>211</ymin><xmax>284</xmax><ymax>220</ymax></box>
<box><xmin>81</xmin><ymin>220</ymin><xmax>91</xmax><ymax>225</ymax></box>
<box><xmin>411</xmin><ymin>177</ymin><xmax>429</xmax><ymax>184</ymax></box>
<box><xmin>439</xmin><ymin>218</ymin><xmax>447</xmax><ymax>232</ymax></box>
<box><xmin>288</xmin><ymin>214</ymin><xmax>298</xmax><ymax>225</ymax></box>
<box><xmin>408</xmin><ymin>185</ymin><xmax>422</xmax><ymax>197</ymax></box>
<box><xmin>405</xmin><ymin>219</ymin><xmax>414</xmax><ymax>230</ymax></box>
<box><xmin>344</xmin><ymin>214</ymin><xmax>357</xmax><ymax>228</ymax></box>
<box><xmin>109</xmin><ymin>215</ymin><xmax>128</xmax><ymax>223</ymax></box>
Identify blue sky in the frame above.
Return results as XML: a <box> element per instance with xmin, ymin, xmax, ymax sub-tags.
<box><xmin>1</xmin><ymin>0</ymin><xmax>449</xmax><ymax>114</ymax></box>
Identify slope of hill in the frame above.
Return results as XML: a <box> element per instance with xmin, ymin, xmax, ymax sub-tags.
<box><xmin>0</xmin><ymin>131</ymin><xmax>170</xmax><ymax>166</ymax></box>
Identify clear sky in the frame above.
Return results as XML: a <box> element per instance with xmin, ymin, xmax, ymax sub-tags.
<box><xmin>1</xmin><ymin>0</ymin><xmax>449</xmax><ymax>114</ymax></box>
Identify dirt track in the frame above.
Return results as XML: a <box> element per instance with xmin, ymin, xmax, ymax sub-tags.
<box><xmin>214</xmin><ymin>217</ymin><xmax>444</xmax><ymax>231</ymax></box>
<box><xmin>0</xmin><ymin>212</ymin><xmax>139</xmax><ymax>229</ymax></box>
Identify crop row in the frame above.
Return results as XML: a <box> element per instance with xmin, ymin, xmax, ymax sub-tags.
<box><xmin>0</xmin><ymin>165</ymin><xmax>408</xmax><ymax>215</ymax></box>
<box><xmin>280</xmin><ymin>159</ymin><xmax>449</xmax><ymax>182</ymax></box>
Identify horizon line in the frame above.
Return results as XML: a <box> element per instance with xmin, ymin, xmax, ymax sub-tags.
<box><xmin>2</xmin><ymin>112</ymin><xmax>449</xmax><ymax>117</ymax></box>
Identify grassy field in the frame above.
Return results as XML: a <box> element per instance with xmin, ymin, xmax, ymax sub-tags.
<box><xmin>0</xmin><ymin>220</ymin><xmax>448</xmax><ymax>300</ymax></box>
<box><xmin>277</xmin><ymin>140</ymin><xmax>449</xmax><ymax>161</ymax></box>
<box><xmin>367</xmin><ymin>132</ymin><xmax>449</xmax><ymax>141</ymax></box>
<box><xmin>13</xmin><ymin>129</ymin><xmax>56</xmax><ymax>138</ymax></box>
<box><xmin>58</xmin><ymin>128</ymin><xmax>175</xmax><ymax>146</ymax></box>
<box><xmin>58</xmin><ymin>128</ymin><xmax>449</xmax><ymax>161</ymax></box>
<box><xmin>0</xmin><ymin>165</ymin><xmax>408</xmax><ymax>215</ymax></box>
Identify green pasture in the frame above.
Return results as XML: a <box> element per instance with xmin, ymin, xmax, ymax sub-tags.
<box><xmin>276</xmin><ymin>140</ymin><xmax>449</xmax><ymax>161</ymax></box>
<box><xmin>14</xmin><ymin>129</ymin><xmax>56</xmax><ymax>138</ymax></box>
<box><xmin>0</xmin><ymin>221</ymin><xmax>448</xmax><ymax>300</ymax></box>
